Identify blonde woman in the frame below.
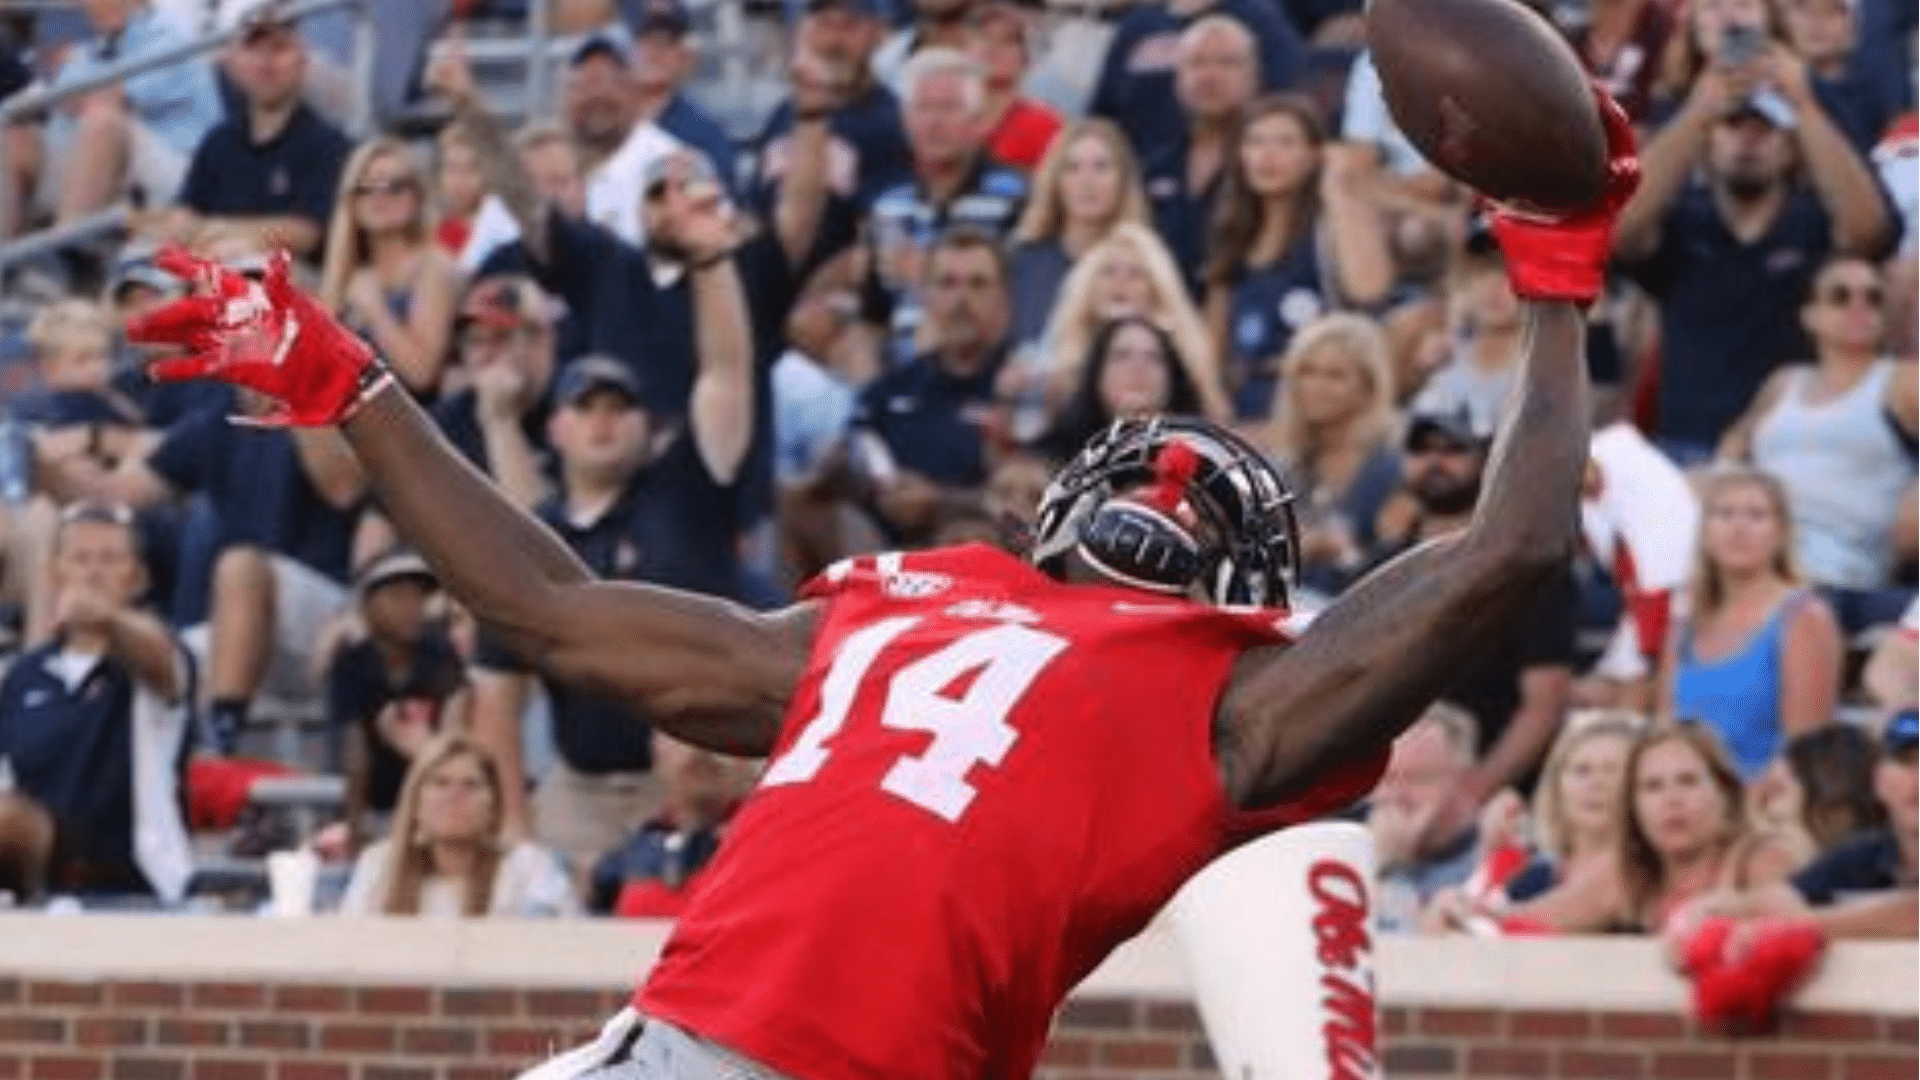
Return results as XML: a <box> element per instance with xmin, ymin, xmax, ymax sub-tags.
<box><xmin>1661</xmin><ymin>467</ymin><xmax>1843</xmax><ymax>781</ymax></box>
<box><xmin>318</xmin><ymin>138</ymin><xmax>460</xmax><ymax>398</ymax></box>
<box><xmin>1005</xmin><ymin>119</ymin><xmax>1151</xmax><ymax>348</ymax></box>
<box><xmin>1258</xmin><ymin>313</ymin><xmax>1401</xmax><ymax>596</ymax></box>
<box><xmin>1423</xmin><ymin>711</ymin><xmax>1641</xmax><ymax>929</ymax></box>
<box><xmin>1030</xmin><ymin>222</ymin><xmax>1229</xmax><ymax>422</ymax></box>
<box><xmin>338</xmin><ymin>735</ymin><xmax>577</xmax><ymax>917</ymax></box>
<box><xmin>1486</xmin><ymin>721</ymin><xmax>1802</xmax><ymax>934</ymax></box>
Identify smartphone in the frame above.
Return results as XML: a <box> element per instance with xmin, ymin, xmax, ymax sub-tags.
<box><xmin>1719</xmin><ymin>24</ymin><xmax>1766</xmax><ymax>67</ymax></box>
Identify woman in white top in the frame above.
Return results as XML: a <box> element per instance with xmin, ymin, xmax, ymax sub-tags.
<box><xmin>339</xmin><ymin>735</ymin><xmax>577</xmax><ymax>918</ymax></box>
<box><xmin>1720</xmin><ymin>255</ymin><xmax>1918</xmax><ymax>635</ymax></box>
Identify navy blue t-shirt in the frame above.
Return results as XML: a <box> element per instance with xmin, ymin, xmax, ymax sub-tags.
<box><xmin>535</xmin><ymin>214</ymin><xmax>699</xmax><ymax>417</ymax></box>
<box><xmin>1222</xmin><ymin>234</ymin><xmax>1331</xmax><ymax>419</ymax></box>
<box><xmin>178</xmin><ymin>102</ymin><xmax>352</xmax><ymax>230</ymax></box>
<box><xmin>756</xmin><ymin>85</ymin><xmax>912</xmax><ymax>210</ymax></box>
<box><xmin>0</xmin><ymin>643</ymin><xmax>179</xmax><ymax>894</ymax></box>
<box><xmin>325</xmin><ymin>630</ymin><xmax>466</xmax><ymax>814</ymax></box>
<box><xmin>851</xmin><ymin>349</ymin><xmax>1004</xmax><ymax>488</ymax></box>
<box><xmin>1624</xmin><ymin>185</ymin><xmax>1845</xmax><ymax>449</ymax></box>
<box><xmin>7</xmin><ymin>388</ymin><xmax>141</xmax><ymax>427</ymax></box>
<box><xmin>430</xmin><ymin>387</ymin><xmax>556</xmax><ymax>482</ymax></box>
<box><xmin>144</xmin><ymin>405</ymin><xmax>358</xmax><ymax>583</ymax></box>
<box><xmin>1144</xmin><ymin>136</ymin><xmax>1223</xmax><ymax>292</ymax></box>
<box><xmin>1091</xmin><ymin>0</ymin><xmax>1305</xmax><ymax>161</ymax></box>
<box><xmin>474</xmin><ymin>434</ymin><xmax>739</xmax><ymax>774</ymax></box>
<box><xmin>1791</xmin><ymin>829</ymin><xmax>1908</xmax><ymax>905</ymax></box>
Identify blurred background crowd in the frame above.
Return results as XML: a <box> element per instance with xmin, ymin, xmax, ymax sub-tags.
<box><xmin>0</xmin><ymin>0</ymin><xmax>1910</xmax><ymax>964</ymax></box>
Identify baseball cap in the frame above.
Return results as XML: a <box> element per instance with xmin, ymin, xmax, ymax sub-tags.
<box><xmin>456</xmin><ymin>276</ymin><xmax>555</xmax><ymax>333</ymax></box>
<box><xmin>642</xmin><ymin>147</ymin><xmax>720</xmax><ymax>199</ymax></box>
<box><xmin>236</xmin><ymin>0</ymin><xmax>300</xmax><ymax>42</ymax></box>
<box><xmin>1404</xmin><ymin>404</ymin><xmax>1492</xmax><ymax>451</ymax></box>
<box><xmin>633</xmin><ymin>0</ymin><xmax>693</xmax><ymax>37</ymax></box>
<box><xmin>356</xmin><ymin>548</ymin><xmax>437</xmax><ymax>597</ymax></box>
<box><xmin>571</xmin><ymin>24</ymin><xmax>634</xmax><ymax>67</ymax></box>
<box><xmin>806</xmin><ymin>0</ymin><xmax>883</xmax><ymax>17</ymax></box>
<box><xmin>556</xmin><ymin>355</ymin><xmax>644</xmax><ymax>408</ymax></box>
<box><xmin>1883</xmin><ymin>708</ymin><xmax>1918</xmax><ymax>756</ymax></box>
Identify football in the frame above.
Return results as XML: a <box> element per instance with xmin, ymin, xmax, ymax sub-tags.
<box><xmin>1366</xmin><ymin>0</ymin><xmax>1609</xmax><ymax>210</ymax></box>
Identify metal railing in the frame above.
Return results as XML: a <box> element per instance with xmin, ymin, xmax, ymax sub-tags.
<box><xmin>0</xmin><ymin>0</ymin><xmax>376</xmax><ymax>274</ymax></box>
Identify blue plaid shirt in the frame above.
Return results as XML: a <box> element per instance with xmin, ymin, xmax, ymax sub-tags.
<box><xmin>52</xmin><ymin>8</ymin><xmax>222</xmax><ymax>160</ymax></box>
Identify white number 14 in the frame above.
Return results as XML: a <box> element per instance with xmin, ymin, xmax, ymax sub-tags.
<box><xmin>759</xmin><ymin>617</ymin><xmax>1070</xmax><ymax>822</ymax></box>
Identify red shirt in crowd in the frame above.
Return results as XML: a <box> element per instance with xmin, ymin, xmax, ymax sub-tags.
<box><xmin>989</xmin><ymin>99</ymin><xmax>1064</xmax><ymax>172</ymax></box>
<box><xmin>637</xmin><ymin>544</ymin><xmax>1385</xmax><ymax>1080</ymax></box>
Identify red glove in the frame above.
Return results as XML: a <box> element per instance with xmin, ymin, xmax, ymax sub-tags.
<box><xmin>127</xmin><ymin>247</ymin><xmax>392</xmax><ymax>428</ymax></box>
<box><xmin>1488</xmin><ymin>86</ymin><xmax>1642</xmax><ymax>305</ymax></box>
<box><xmin>1681</xmin><ymin>915</ymin><xmax>1827</xmax><ymax>1035</ymax></box>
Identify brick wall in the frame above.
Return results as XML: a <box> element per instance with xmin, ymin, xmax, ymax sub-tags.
<box><xmin>0</xmin><ymin>977</ymin><xmax>1911</xmax><ymax>1080</ymax></box>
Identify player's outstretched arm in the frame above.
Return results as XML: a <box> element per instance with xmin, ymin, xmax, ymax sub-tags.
<box><xmin>127</xmin><ymin>249</ymin><xmax>812</xmax><ymax>758</ymax></box>
<box><xmin>1214</xmin><ymin>91</ymin><xmax>1642</xmax><ymax>810</ymax></box>
<box><xmin>344</xmin><ymin>388</ymin><xmax>813</xmax><ymax>757</ymax></box>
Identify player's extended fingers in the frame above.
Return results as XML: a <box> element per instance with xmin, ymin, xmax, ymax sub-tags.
<box><xmin>150</xmin><ymin>245</ymin><xmax>237</xmax><ymax>295</ymax></box>
<box><xmin>125</xmin><ymin>295</ymin><xmax>223</xmax><ymax>348</ymax></box>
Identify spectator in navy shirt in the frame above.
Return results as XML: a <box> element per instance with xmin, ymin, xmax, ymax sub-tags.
<box><xmin>847</xmin><ymin>228</ymin><xmax>1010</xmax><ymax>543</ymax></box>
<box><xmin>37</xmin><ymin>391</ymin><xmax>367</xmax><ymax>759</ymax></box>
<box><xmin>154</xmin><ymin>9</ymin><xmax>351</xmax><ymax>262</ymax></box>
<box><xmin>470</xmin><ymin>350</ymin><xmax>753</xmax><ymax>872</ymax></box>
<box><xmin>1144</xmin><ymin>16</ymin><xmax>1262</xmax><ymax>286</ymax></box>
<box><xmin>324</xmin><ymin>549</ymin><xmax>468</xmax><ymax>850</ymax></box>
<box><xmin>1781</xmin><ymin>0</ymin><xmax>1907</xmax><ymax>152</ymax></box>
<box><xmin>627</xmin><ymin>0</ymin><xmax>740</xmax><ymax>197</ymax></box>
<box><xmin>435</xmin><ymin>63</ymin><xmax>771</xmax><ymax>426</ymax></box>
<box><xmin>754</xmin><ymin>0</ymin><xmax>911</xmax><ymax>262</ymax></box>
<box><xmin>1091</xmin><ymin>0</ymin><xmax>1302</xmax><ymax>163</ymax></box>
<box><xmin>0</xmin><ymin>503</ymin><xmax>193</xmax><ymax>904</ymax></box>
<box><xmin>1614</xmin><ymin>44</ymin><xmax>1896</xmax><ymax>463</ymax></box>
<box><xmin>431</xmin><ymin>276</ymin><xmax>563</xmax><ymax>510</ymax></box>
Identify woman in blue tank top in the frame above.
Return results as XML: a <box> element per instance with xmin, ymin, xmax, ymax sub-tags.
<box><xmin>1662</xmin><ymin>467</ymin><xmax>1845</xmax><ymax>780</ymax></box>
<box><xmin>1201</xmin><ymin>95</ymin><xmax>1393</xmax><ymax>422</ymax></box>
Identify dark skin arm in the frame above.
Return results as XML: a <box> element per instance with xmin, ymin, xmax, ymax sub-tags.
<box><xmin>1214</xmin><ymin>303</ymin><xmax>1589</xmax><ymax>808</ymax></box>
<box><xmin>340</xmin><ymin>386</ymin><xmax>815</xmax><ymax>756</ymax></box>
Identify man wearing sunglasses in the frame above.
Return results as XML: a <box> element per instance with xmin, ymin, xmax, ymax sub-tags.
<box><xmin>1361</xmin><ymin>405</ymin><xmax>1577</xmax><ymax>860</ymax></box>
<box><xmin>1613</xmin><ymin>41</ymin><xmax>1896</xmax><ymax>465</ymax></box>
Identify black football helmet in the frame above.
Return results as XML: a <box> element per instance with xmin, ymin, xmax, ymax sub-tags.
<box><xmin>1031</xmin><ymin>416</ymin><xmax>1301</xmax><ymax>609</ymax></box>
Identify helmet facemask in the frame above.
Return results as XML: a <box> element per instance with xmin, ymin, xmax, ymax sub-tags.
<box><xmin>1031</xmin><ymin>416</ymin><xmax>1301</xmax><ymax>609</ymax></box>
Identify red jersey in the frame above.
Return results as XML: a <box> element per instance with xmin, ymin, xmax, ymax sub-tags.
<box><xmin>637</xmin><ymin>545</ymin><xmax>1385</xmax><ymax>1080</ymax></box>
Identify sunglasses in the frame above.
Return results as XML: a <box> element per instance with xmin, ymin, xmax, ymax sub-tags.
<box><xmin>354</xmin><ymin>177</ymin><xmax>419</xmax><ymax>197</ymax></box>
<box><xmin>1821</xmin><ymin>283</ymin><xmax>1884</xmax><ymax>308</ymax></box>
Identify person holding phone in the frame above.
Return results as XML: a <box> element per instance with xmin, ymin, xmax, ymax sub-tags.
<box><xmin>1613</xmin><ymin>21</ymin><xmax>1896</xmax><ymax>465</ymax></box>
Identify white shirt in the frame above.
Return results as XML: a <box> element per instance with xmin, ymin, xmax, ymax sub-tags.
<box><xmin>337</xmin><ymin>840</ymin><xmax>581</xmax><ymax>917</ymax></box>
<box><xmin>458</xmin><ymin>120</ymin><xmax>692</xmax><ymax>272</ymax></box>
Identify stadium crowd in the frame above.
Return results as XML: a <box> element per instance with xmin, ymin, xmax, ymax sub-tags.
<box><xmin>0</xmin><ymin>0</ymin><xmax>1911</xmax><ymax>975</ymax></box>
